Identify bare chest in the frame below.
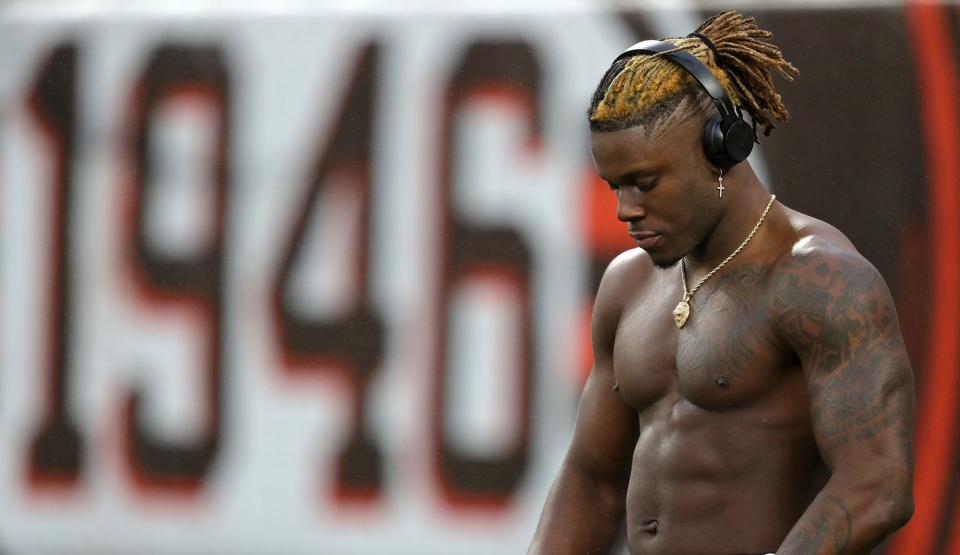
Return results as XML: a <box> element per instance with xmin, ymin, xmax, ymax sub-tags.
<box><xmin>613</xmin><ymin>267</ymin><xmax>784</xmax><ymax>412</ymax></box>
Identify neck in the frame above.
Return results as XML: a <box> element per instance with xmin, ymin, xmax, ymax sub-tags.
<box><xmin>684</xmin><ymin>163</ymin><xmax>773</xmax><ymax>274</ymax></box>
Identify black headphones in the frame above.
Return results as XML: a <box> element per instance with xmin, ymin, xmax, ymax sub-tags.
<box><xmin>612</xmin><ymin>40</ymin><xmax>754</xmax><ymax>169</ymax></box>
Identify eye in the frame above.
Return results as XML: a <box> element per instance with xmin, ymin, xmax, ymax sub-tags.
<box><xmin>605</xmin><ymin>178</ymin><xmax>656</xmax><ymax>194</ymax></box>
<box><xmin>636</xmin><ymin>179</ymin><xmax>658</xmax><ymax>192</ymax></box>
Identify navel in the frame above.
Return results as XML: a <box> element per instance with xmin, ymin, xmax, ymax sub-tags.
<box><xmin>638</xmin><ymin>519</ymin><xmax>658</xmax><ymax>534</ymax></box>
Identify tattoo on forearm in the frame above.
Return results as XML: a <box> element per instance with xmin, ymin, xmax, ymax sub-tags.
<box><xmin>781</xmin><ymin>494</ymin><xmax>853</xmax><ymax>553</ymax></box>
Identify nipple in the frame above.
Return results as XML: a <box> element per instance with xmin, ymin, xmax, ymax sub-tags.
<box><xmin>714</xmin><ymin>376</ymin><xmax>730</xmax><ymax>388</ymax></box>
<box><xmin>613</xmin><ymin>382</ymin><xmax>621</xmax><ymax>392</ymax></box>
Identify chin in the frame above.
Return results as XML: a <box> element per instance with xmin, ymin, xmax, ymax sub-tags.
<box><xmin>650</xmin><ymin>253</ymin><xmax>682</xmax><ymax>270</ymax></box>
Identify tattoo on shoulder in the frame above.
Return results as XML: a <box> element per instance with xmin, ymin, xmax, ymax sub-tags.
<box><xmin>770</xmin><ymin>249</ymin><xmax>913</xmax><ymax>450</ymax></box>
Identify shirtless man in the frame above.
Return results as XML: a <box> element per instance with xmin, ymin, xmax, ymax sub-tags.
<box><xmin>529</xmin><ymin>12</ymin><xmax>915</xmax><ymax>555</ymax></box>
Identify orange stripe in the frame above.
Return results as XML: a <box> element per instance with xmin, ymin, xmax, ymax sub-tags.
<box><xmin>584</xmin><ymin>170</ymin><xmax>635</xmax><ymax>255</ymax></box>
<box><xmin>946</xmin><ymin>4</ymin><xmax>960</xmax><ymax>553</ymax></box>
<box><xmin>886</xmin><ymin>3</ymin><xmax>960</xmax><ymax>554</ymax></box>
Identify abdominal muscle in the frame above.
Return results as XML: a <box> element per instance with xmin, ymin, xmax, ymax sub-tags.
<box><xmin>624</xmin><ymin>397</ymin><xmax>825</xmax><ymax>555</ymax></box>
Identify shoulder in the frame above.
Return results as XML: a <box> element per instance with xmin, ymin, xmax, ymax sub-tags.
<box><xmin>592</xmin><ymin>248</ymin><xmax>656</xmax><ymax>335</ymax></box>
<box><xmin>766</xmin><ymin>209</ymin><xmax>895</xmax><ymax>348</ymax></box>
<box><xmin>596</xmin><ymin>247</ymin><xmax>656</xmax><ymax>305</ymax></box>
<box><xmin>768</xmin><ymin>208</ymin><xmax>880</xmax><ymax>293</ymax></box>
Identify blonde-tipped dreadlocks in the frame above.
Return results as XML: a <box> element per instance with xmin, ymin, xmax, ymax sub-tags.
<box><xmin>588</xmin><ymin>11</ymin><xmax>799</xmax><ymax>139</ymax></box>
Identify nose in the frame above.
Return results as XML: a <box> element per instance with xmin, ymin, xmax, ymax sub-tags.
<box><xmin>616</xmin><ymin>188</ymin><xmax>647</xmax><ymax>222</ymax></box>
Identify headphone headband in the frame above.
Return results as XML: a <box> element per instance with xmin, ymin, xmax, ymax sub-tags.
<box><xmin>612</xmin><ymin>40</ymin><xmax>736</xmax><ymax>118</ymax></box>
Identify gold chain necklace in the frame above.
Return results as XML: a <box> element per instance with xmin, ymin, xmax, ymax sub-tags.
<box><xmin>672</xmin><ymin>194</ymin><xmax>776</xmax><ymax>329</ymax></box>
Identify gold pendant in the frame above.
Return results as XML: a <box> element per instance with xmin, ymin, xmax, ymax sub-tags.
<box><xmin>673</xmin><ymin>299</ymin><xmax>690</xmax><ymax>328</ymax></box>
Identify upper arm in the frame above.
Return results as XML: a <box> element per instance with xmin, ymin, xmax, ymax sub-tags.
<box><xmin>564</xmin><ymin>254</ymin><xmax>640</xmax><ymax>483</ymax></box>
<box><xmin>771</xmin><ymin>245</ymin><xmax>915</xmax><ymax>480</ymax></box>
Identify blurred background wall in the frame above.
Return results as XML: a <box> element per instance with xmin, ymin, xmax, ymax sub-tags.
<box><xmin>0</xmin><ymin>0</ymin><xmax>955</xmax><ymax>553</ymax></box>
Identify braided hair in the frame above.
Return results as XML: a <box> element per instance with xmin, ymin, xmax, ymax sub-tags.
<box><xmin>588</xmin><ymin>11</ymin><xmax>799</xmax><ymax>139</ymax></box>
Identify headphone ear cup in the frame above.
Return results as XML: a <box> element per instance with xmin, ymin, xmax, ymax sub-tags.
<box><xmin>723</xmin><ymin>118</ymin><xmax>754</xmax><ymax>164</ymax></box>
<box><xmin>701</xmin><ymin>114</ymin><xmax>729</xmax><ymax>168</ymax></box>
<box><xmin>701</xmin><ymin>114</ymin><xmax>755</xmax><ymax>169</ymax></box>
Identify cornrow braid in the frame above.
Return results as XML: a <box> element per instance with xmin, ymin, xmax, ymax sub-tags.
<box><xmin>588</xmin><ymin>11</ymin><xmax>799</xmax><ymax>139</ymax></box>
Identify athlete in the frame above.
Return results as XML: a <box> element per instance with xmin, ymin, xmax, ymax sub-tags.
<box><xmin>529</xmin><ymin>11</ymin><xmax>915</xmax><ymax>555</ymax></box>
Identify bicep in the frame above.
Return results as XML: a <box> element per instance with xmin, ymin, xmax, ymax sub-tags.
<box><xmin>566</xmin><ymin>363</ymin><xmax>638</xmax><ymax>482</ymax></box>
<box><xmin>774</xmin><ymin>250</ymin><xmax>915</xmax><ymax>471</ymax></box>
<box><xmin>564</xmin><ymin>271</ymin><xmax>639</xmax><ymax>482</ymax></box>
<box><xmin>804</xmin><ymin>325</ymin><xmax>913</xmax><ymax>468</ymax></box>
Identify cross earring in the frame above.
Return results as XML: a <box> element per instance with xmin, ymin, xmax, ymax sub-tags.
<box><xmin>717</xmin><ymin>170</ymin><xmax>725</xmax><ymax>198</ymax></box>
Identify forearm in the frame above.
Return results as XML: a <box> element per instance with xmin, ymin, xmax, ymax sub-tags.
<box><xmin>777</xmin><ymin>476</ymin><xmax>913</xmax><ymax>554</ymax></box>
<box><xmin>528</xmin><ymin>463</ymin><xmax>626</xmax><ymax>555</ymax></box>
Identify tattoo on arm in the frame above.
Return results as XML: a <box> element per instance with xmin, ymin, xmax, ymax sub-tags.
<box><xmin>772</xmin><ymin>253</ymin><xmax>913</xmax><ymax>453</ymax></box>
<box><xmin>772</xmin><ymin>248</ymin><xmax>915</xmax><ymax>552</ymax></box>
<box><xmin>780</xmin><ymin>495</ymin><xmax>853</xmax><ymax>553</ymax></box>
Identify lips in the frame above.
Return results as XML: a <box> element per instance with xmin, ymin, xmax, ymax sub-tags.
<box><xmin>629</xmin><ymin>231</ymin><xmax>660</xmax><ymax>249</ymax></box>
